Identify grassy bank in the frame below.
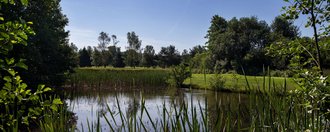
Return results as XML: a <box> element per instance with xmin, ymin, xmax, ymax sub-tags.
<box><xmin>68</xmin><ymin>67</ymin><xmax>299</xmax><ymax>93</ymax></box>
<box><xmin>184</xmin><ymin>74</ymin><xmax>298</xmax><ymax>92</ymax></box>
<box><xmin>68</xmin><ymin>67</ymin><xmax>170</xmax><ymax>89</ymax></box>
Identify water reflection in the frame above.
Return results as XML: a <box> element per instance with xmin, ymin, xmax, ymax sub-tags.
<box><xmin>65</xmin><ymin>87</ymin><xmax>250</xmax><ymax>131</ymax></box>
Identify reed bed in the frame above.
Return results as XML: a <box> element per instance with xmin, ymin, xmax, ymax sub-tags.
<box><xmin>68</xmin><ymin>68</ymin><xmax>170</xmax><ymax>90</ymax></box>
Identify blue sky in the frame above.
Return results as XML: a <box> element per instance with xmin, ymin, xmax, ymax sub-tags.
<box><xmin>60</xmin><ymin>0</ymin><xmax>312</xmax><ymax>52</ymax></box>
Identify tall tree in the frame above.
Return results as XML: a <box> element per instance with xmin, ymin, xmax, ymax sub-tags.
<box><xmin>113</xmin><ymin>47</ymin><xmax>125</xmax><ymax>67</ymax></box>
<box><xmin>79</xmin><ymin>47</ymin><xmax>92</xmax><ymax>67</ymax></box>
<box><xmin>92</xmin><ymin>47</ymin><xmax>102</xmax><ymax>66</ymax></box>
<box><xmin>181</xmin><ymin>49</ymin><xmax>191</xmax><ymax>64</ymax></box>
<box><xmin>268</xmin><ymin>16</ymin><xmax>300</xmax><ymax>70</ymax></box>
<box><xmin>97</xmin><ymin>31</ymin><xmax>111</xmax><ymax>67</ymax></box>
<box><xmin>2</xmin><ymin>0</ymin><xmax>77</xmax><ymax>87</ymax></box>
<box><xmin>111</xmin><ymin>35</ymin><xmax>119</xmax><ymax>46</ymax></box>
<box><xmin>189</xmin><ymin>45</ymin><xmax>206</xmax><ymax>58</ymax></box>
<box><xmin>142</xmin><ymin>45</ymin><xmax>156</xmax><ymax>67</ymax></box>
<box><xmin>271</xmin><ymin>16</ymin><xmax>299</xmax><ymax>40</ymax></box>
<box><xmin>157</xmin><ymin>45</ymin><xmax>181</xmax><ymax>68</ymax></box>
<box><xmin>126</xmin><ymin>31</ymin><xmax>142</xmax><ymax>67</ymax></box>
<box><xmin>206</xmin><ymin>16</ymin><xmax>271</xmax><ymax>74</ymax></box>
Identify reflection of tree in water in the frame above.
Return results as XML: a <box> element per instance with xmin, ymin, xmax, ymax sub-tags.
<box><xmin>126</xmin><ymin>91</ymin><xmax>141</xmax><ymax>119</ymax></box>
<box><xmin>97</xmin><ymin>92</ymin><xmax>108</xmax><ymax>117</ymax></box>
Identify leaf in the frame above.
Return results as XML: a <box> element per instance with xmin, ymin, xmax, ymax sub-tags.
<box><xmin>3</xmin><ymin>76</ymin><xmax>12</xmax><ymax>82</ymax></box>
<box><xmin>52</xmin><ymin>98</ymin><xmax>63</xmax><ymax>105</ymax></box>
<box><xmin>43</xmin><ymin>87</ymin><xmax>52</xmax><ymax>92</ymax></box>
<box><xmin>5</xmin><ymin>58</ymin><xmax>15</xmax><ymax>65</ymax></box>
<box><xmin>0</xmin><ymin>17</ymin><xmax>4</xmax><ymax>21</ymax></box>
<box><xmin>37</xmin><ymin>84</ymin><xmax>45</xmax><ymax>91</ymax></box>
<box><xmin>51</xmin><ymin>104</ymin><xmax>58</xmax><ymax>111</ymax></box>
<box><xmin>7</xmin><ymin>69</ymin><xmax>15</xmax><ymax>76</ymax></box>
<box><xmin>20</xmin><ymin>0</ymin><xmax>28</xmax><ymax>6</ymax></box>
<box><xmin>16</xmin><ymin>61</ymin><xmax>28</xmax><ymax>70</ymax></box>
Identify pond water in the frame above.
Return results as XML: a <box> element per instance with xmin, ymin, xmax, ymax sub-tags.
<box><xmin>65</xmin><ymin>87</ymin><xmax>251</xmax><ymax>131</ymax></box>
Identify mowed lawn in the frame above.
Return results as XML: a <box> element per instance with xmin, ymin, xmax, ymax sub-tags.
<box><xmin>184</xmin><ymin>74</ymin><xmax>299</xmax><ymax>92</ymax></box>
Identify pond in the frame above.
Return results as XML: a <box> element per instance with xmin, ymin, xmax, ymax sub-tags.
<box><xmin>65</xmin><ymin>87</ymin><xmax>253</xmax><ymax>131</ymax></box>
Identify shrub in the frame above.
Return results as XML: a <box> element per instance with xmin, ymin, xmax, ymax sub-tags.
<box><xmin>168</xmin><ymin>64</ymin><xmax>192</xmax><ymax>88</ymax></box>
<box><xmin>209</xmin><ymin>74</ymin><xmax>226</xmax><ymax>91</ymax></box>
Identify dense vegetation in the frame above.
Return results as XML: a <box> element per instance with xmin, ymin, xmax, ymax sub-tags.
<box><xmin>0</xmin><ymin>0</ymin><xmax>329</xmax><ymax>131</ymax></box>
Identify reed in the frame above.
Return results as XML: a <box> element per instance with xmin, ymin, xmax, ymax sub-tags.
<box><xmin>79</xmin><ymin>75</ymin><xmax>328</xmax><ymax>131</ymax></box>
<box><xmin>68</xmin><ymin>67</ymin><xmax>170</xmax><ymax>90</ymax></box>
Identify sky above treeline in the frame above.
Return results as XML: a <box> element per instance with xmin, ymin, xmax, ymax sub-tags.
<box><xmin>60</xmin><ymin>0</ymin><xmax>313</xmax><ymax>52</ymax></box>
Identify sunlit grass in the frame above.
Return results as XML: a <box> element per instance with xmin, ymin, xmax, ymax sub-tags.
<box><xmin>184</xmin><ymin>74</ymin><xmax>298</xmax><ymax>92</ymax></box>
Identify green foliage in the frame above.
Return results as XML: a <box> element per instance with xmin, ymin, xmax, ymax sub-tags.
<box><xmin>157</xmin><ymin>45</ymin><xmax>181</xmax><ymax>68</ymax></box>
<box><xmin>168</xmin><ymin>63</ymin><xmax>192</xmax><ymax>88</ymax></box>
<box><xmin>206</xmin><ymin>16</ymin><xmax>271</xmax><ymax>74</ymax></box>
<box><xmin>282</xmin><ymin>0</ymin><xmax>330</xmax><ymax>73</ymax></box>
<box><xmin>112</xmin><ymin>47</ymin><xmax>125</xmax><ymax>68</ymax></box>
<box><xmin>271</xmin><ymin>16</ymin><xmax>299</xmax><ymax>40</ymax></box>
<box><xmin>191</xmin><ymin>52</ymin><xmax>214</xmax><ymax>73</ymax></box>
<box><xmin>142</xmin><ymin>45</ymin><xmax>156</xmax><ymax>67</ymax></box>
<box><xmin>0</xmin><ymin>0</ymin><xmax>63</xmax><ymax>130</ymax></box>
<box><xmin>209</xmin><ymin>74</ymin><xmax>226</xmax><ymax>91</ymax></box>
<box><xmin>1</xmin><ymin>0</ymin><xmax>77</xmax><ymax>87</ymax></box>
<box><xmin>265</xmin><ymin>0</ymin><xmax>330</xmax><ymax>124</ymax></box>
<box><xmin>78</xmin><ymin>47</ymin><xmax>92</xmax><ymax>67</ymax></box>
<box><xmin>39</xmin><ymin>105</ymin><xmax>75</xmax><ymax>132</ymax></box>
<box><xmin>125</xmin><ymin>49</ymin><xmax>140</xmax><ymax>67</ymax></box>
<box><xmin>96</xmin><ymin>31</ymin><xmax>111</xmax><ymax>67</ymax></box>
<box><xmin>126</xmin><ymin>31</ymin><xmax>142</xmax><ymax>67</ymax></box>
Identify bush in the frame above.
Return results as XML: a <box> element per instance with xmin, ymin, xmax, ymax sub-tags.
<box><xmin>209</xmin><ymin>74</ymin><xmax>226</xmax><ymax>91</ymax></box>
<box><xmin>168</xmin><ymin>64</ymin><xmax>192</xmax><ymax>88</ymax></box>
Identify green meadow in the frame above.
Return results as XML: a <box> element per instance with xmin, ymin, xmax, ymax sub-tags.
<box><xmin>184</xmin><ymin>74</ymin><xmax>298</xmax><ymax>92</ymax></box>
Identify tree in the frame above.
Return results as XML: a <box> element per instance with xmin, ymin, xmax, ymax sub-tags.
<box><xmin>1</xmin><ymin>0</ymin><xmax>77</xmax><ymax>87</ymax></box>
<box><xmin>181</xmin><ymin>49</ymin><xmax>191</xmax><ymax>64</ymax></box>
<box><xmin>206</xmin><ymin>16</ymin><xmax>271</xmax><ymax>74</ymax></box>
<box><xmin>157</xmin><ymin>45</ymin><xmax>181</xmax><ymax>68</ymax></box>
<box><xmin>113</xmin><ymin>47</ymin><xmax>125</xmax><ymax>67</ymax></box>
<box><xmin>271</xmin><ymin>16</ymin><xmax>299</xmax><ymax>40</ymax></box>
<box><xmin>189</xmin><ymin>45</ymin><xmax>206</xmax><ymax>58</ymax></box>
<box><xmin>268</xmin><ymin>16</ymin><xmax>300</xmax><ymax>70</ymax></box>
<box><xmin>0</xmin><ymin>0</ymin><xmax>63</xmax><ymax>130</ymax></box>
<box><xmin>97</xmin><ymin>31</ymin><xmax>111</xmax><ymax>67</ymax></box>
<box><xmin>108</xmin><ymin>45</ymin><xmax>117</xmax><ymax>66</ymax></box>
<box><xmin>92</xmin><ymin>47</ymin><xmax>102</xmax><ymax>66</ymax></box>
<box><xmin>127</xmin><ymin>32</ymin><xmax>142</xmax><ymax>50</ymax></box>
<box><xmin>126</xmin><ymin>31</ymin><xmax>142</xmax><ymax>67</ymax></box>
<box><xmin>142</xmin><ymin>45</ymin><xmax>156</xmax><ymax>67</ymax></box>
<box><xmin>282</xmin><ymin>0</ymin><xmax>330</xmax><ymax>74</ymax></box>
<box><xmin>111</xmin><ymin>35</ymin><xmax>119</xmax><ymax>46</ymax></box>
<box><xmin>79</xmin><ymin>47</ymin><xmax>92</xmax><ymax>67</ymax></box>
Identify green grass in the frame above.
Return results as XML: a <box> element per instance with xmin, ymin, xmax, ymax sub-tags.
<box><xmin>184</xmin><ymin>74</ymin><xmax>299</xmax><ymax>92</ymax></box>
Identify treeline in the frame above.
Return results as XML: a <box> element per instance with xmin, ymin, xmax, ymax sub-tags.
<box><xmin>76</xmin><ymin>15</ymin><xmax>330</xmax><ymax>75</ymax></box>
<box><xmin>78</xmin><ymin>31</ymin><xmax>183</xmax><ymax>68</ymax></box>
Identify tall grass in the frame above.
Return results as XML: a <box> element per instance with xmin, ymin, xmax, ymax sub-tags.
<box><xmin>68</xmin><ymin>68</ymin><xmax>170</xmax><ymax>90</ymax></box>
